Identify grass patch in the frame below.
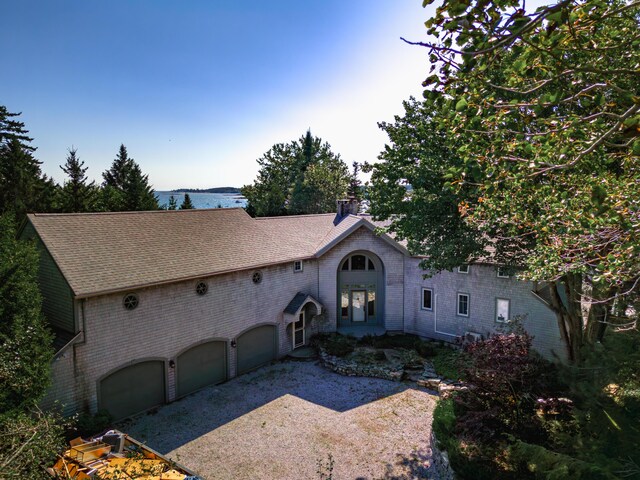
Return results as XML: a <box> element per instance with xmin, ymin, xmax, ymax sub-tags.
<box><xmin>431</xmin><ymin>345</ymin><xmax>468</xmax><ymax>381</ymax></box>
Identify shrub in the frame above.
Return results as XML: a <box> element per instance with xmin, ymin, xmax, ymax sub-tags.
<box><xmin>431</xmin><ymin>345</ymin><xmax>469</xmax><ymax>381</ymax></box>
<box><xmin>322</xmin><ymin>334</ymin><xmax>356</xmax><ymax>357</ymax></box>
<box><xmin>415</xmin><ymin>340</ymin><xmax>438</xmax><ymax>358</ymax></box>
<box><xmin>74</xmin><ymin>409</ymin><xmax>113</xmax><ymax>438</ymax></box>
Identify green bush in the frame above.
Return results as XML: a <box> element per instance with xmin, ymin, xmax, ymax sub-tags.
<box><xmin>415</xmin><ymin>340</ymin><xmax>438</xmax><ymax>358</ymax></box>
<box><xmin>431</xmin><ymin>345</ymin><xmax>468</xmax><ymax>381</ymax></box>
<box><xmin>322</xmin><ymin>334</ymin><xmax>356</xmax><ymax>357</ymax></box>
<box><xmin>74</xmin><ymin>409</ymin><xmax>113</xmax><ymax>438</ymax></box>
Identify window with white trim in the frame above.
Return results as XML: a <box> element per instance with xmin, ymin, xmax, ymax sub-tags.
<box><xmin>457</xmin><ymin>265</ymin><xmax>469</xmax><ymax>274</ymax></box>
<box><xmin>421</xmin><ymin>288</ymin><xmax>433</xmax><ymax>310</ymax></box>
<box><xmin>497</xmin><ymin>267</ymin><xmax>510</xmax><ymax>278</ymax></box>
<box><xmin>457</xmin><ymin>293</ymin><xmax>469</xmax><ymax>316</ymax></box>
<box><xmin>293</xmin><ymin>260</ymin><xmax>303</xmax><ymax>273</ymax></box>
<box><xmin>496</xmin><ymin>298</ymin><xmax>510</xmax><ymax>323</ymax></box>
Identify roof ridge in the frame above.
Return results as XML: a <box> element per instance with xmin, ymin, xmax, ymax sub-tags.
<box><xmin>30</xmin><ymin>208</ymin><xmax>246</xmax><ymax>217</ymax></box>
<box><xmin>255</xmin><ymin>213</ymin><xmax>335</xmax><ymax>220</ymax></box>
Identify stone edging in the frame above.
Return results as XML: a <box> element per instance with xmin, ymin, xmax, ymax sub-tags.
<box><xmin>318</xmin><ymin>350</ymin><xmax>404</xmax><ymax>381</ymax></box>
<box><xmin>430</xmin><ymin>430</ymin><xmax>457</xmax><ymax>480</ymax></box>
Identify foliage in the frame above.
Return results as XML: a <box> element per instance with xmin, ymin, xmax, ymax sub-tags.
<box><xmin>0</xmin><ymin>214</ymin><xmax>53</xmax><ymax>415</ymax></box>
<box><xmin>0</xmin><ymin>214</ymin><xmax>66</xmax><ymax>478</ymax></box>
<box><xmin>0</xmin><ymin>105</ymin><xmax>34</xmax><ymax>151</ymax></box>
<box><xmin>180</xmin><ymin>193</ymin><xmax>194</xmax><ymax>209</ymax></box>
<box><xmin>101</xmin><ymin>144</ymin><xmax>158</xmax><ymax>211</ymax></box>
<box><xmin>0</xmin><ymin>406</ymin><xmax>69</xmax><ymax>480</ymax></box>
<box><xmin>241</xmin><ymin>130</ymin><xmax>349</xmax><ymax>216</ymax></box>
<box><xmin>347</xmin><ymin>161</ymin><xmax>363</xmax><ymax>203</ymax></box>
<box><xmin>73</xmin><ymin>409</ymin><xmax>113</xmax><ymax>438</ymax></box>
<box><xmin>368</xmin><ymin>0</ymin><xmax>640</xmax><ymax>361</ymax></box>
<box><xmin>432</xmin><ymin>331</ymin><xmax>640</xmax><ymax>478</ymax></box>
<box><xmin>314</xmin><ymin>333</ymin><xmax>356</xmax><ymax>357</ymax></box>
<box><xmin>58</xmin><ymin>147</ymin><xmax>99</xmax><ymax>213</ymax></box>
<box><xmin>431</xmin><ymin>345</ymin><xmax>469</xmax><ymax>381</ymax></box>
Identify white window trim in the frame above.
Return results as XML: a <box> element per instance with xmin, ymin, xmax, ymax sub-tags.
<box><xmin>457</xmin><ymin>265</ymin><xmax>469</xmax><ymax>274</ymax></box>
<box><xmin>457</xmin><ymin>292</ymin><xmax>470</xmax><ymax>317</ymax></box>
<box><xmin>496</xmin><ymin>298</ymin><xmax>510</xmax><ymax>323</ymax></box>
<box><xmin>497</xmin><ymin>267</ymin><xmax>510</xmax><ymax>278</ymax></box>
<box><xmin>293</xmin><ymin>260</ymin><xmax>303</xmax><ymax>273</ymax></box>
<box><xmin>421</xmin><ymin>287</ymin><xmax>433</xmax><ymax>311</ymax></box>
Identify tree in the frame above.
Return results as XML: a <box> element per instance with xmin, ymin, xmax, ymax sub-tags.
<box><xmin>180</xmin><ymin>193</ymin><xmax>194</xmax><ymax>209</ymax></box>
<box><xmin>101</xmin><ymin>144</ymin><xmax>159</xmax><ymax>211</ymax></box>
<box><xmin>0</xmin><ymin>215</ymin><xmax>54</xmax><ymax>414</ymax></box>
<box><xmin>347</xmin><ymin>161</ymin><xmax>363</xmax><ymax>203</ymax></box>
<box><xmin>0</xmin><ymin>139</ymin><xmax>57</xmax><ymax>218</ymax></box>
<box><xmin>369</xmin><ymin>0</ymin><xmax>640</xmax><ymax>362</ymax></box>
<box><xmin>242</xmin><ymin>130</ymin><xmax>350</xmax><ymax>216</ymax></box>
<box><xmin>166</xmin><ymin>195</ymin><xmax>178</xmax><ymax>210</ymax></box>
<box><xmin>0</xmin><ymin>214</ymin><xmax>67</xmax><ymax>478</ymax></box>
<box><xmin>58</xmin><ymin>147</ymin><xmax>98</xmax><ymax>213</ymax></box>
<box><xmin>0</xmin><ymin>105</ymin><xmax>34</xmax><ymax>151</ymax></box>
<box><xmin>0</xmin><ymin>107</ymin><xmax>58</xmax><ymax>218</ymax></box>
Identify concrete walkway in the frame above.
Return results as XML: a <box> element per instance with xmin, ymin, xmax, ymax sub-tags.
<box><xmin>120</xmin><ymin>360</ymin><xmax>438</xmax><ymax>480</ymax></box>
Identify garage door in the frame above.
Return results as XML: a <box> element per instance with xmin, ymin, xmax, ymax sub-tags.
<box><xmin>177</xmin><ymin>341</ymin><xmax>227</xmax><ymax>398</ymax></box>
<box><xmin>99</xmin><ymin>361</ymin><xmax>165</xmax><ymax>421</ymax></box>
<box><xmin>237</xmin><ymin>325</ymin><xmax>277</xmax><ymax>375</ymax></box>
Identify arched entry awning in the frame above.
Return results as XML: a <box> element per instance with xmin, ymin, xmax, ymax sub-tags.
<box><xmin>283</xmin><ymin>292</ymin><xmax>323</xmax><ymax>325</ymax></box>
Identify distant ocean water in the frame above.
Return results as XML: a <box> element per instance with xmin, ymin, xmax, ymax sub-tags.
<box><xmin>156</xmin><ymin>191</ymin><xmax>247</xmax><ymax>210</ymax></box>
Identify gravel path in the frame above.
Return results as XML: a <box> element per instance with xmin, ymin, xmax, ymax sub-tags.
<box><xmin>119</xmin><ymin>360</ymin><xmax>438</xmax><ymax>480</ymax></box>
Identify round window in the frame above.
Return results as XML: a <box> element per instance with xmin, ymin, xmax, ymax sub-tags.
<box><xmin>123</xmin><ymin>293</ymin><xmax>139</xmax><ymax>310</ymax></box>
<box><xmin>196</xmin><ymin>281</ymin><xmax>208</xmax><ymax>295</ymax></box>
<box><xmin>252</xmin><ymin>271</ymin><xmax>263</xmax><ymax>284</ymax></box>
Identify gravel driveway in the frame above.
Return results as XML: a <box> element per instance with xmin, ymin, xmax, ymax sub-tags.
<box><xmin>119</xmin><ymin>360</ymin><xmax>438</xmax><ymax>480</ymax></box>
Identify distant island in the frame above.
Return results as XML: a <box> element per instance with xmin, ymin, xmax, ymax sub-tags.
<box><xmin>172</xmin><ymin>187</ymin><xmax>241</xmax><ymax>194</ymax></box>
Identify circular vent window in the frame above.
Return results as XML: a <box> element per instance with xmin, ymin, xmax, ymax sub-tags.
<box><xmin>252</xmin><ymin>271</ymin><xmax>263</xmax><ymax>284</ymax></box>
<box><xmin>123</xmin><ymin>293</ymin><xmax>139</xmax><ymax>310</ymax></box>
<box><xmin>196</xmin><ymin>281</ymin><xmax>208</xmax><ymax>295</ymax></box>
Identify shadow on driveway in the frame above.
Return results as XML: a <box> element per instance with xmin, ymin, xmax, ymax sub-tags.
<box><xmin>118</xmin><ymin>360</ymin><xmax>424</xmax><ymax>455</ymax></box>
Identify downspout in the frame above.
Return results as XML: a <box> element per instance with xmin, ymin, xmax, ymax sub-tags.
<box><xmin>434</xmin><ymin>293</ymin><xmax>458</xmax><ymax>338</ymax></box>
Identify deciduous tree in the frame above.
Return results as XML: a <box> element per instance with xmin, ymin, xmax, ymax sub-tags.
<box><xmin>242</xmin><ymin>130</ymin><xmax>349</xmax><ymax>216</ymax></box>
<box><xmin>369</xmin><ymin>0</ymin><xmax>640</xmax><ymax>362</ymax></box>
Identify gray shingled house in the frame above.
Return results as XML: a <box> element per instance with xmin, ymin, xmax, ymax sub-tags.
<box><xmin>20</xmin><ymin>200</ymin><xmax>564</xmax><ymax>420</ymax></box>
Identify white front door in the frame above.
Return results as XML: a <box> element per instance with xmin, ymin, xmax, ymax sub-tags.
<box><xmin>293</xmin><ymin>312</ymin><xmax>305</xmax><ymax>349</ymax></box>
<box><xmin>351</xmin><ymin>290</ymin><xmax>366</xmax><ymax>322</ymax></box>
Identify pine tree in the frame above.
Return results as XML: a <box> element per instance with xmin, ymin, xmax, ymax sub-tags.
<box><xmin>347</xmin><ymin>161</ymin><xmax>363</xmax><ymax>202</ymax></box>
<box><xmin>0</xmin><ymin>105</ymin><xmax>34</xmax><ymax>151</ymax></box>
<box><xmin>180</xmin><ymin>193</ymin><xmax>194</xmax><ymax>209</ymax></box>
<box><xmin>58</xmin><ymin>148</ymin><xmax>98</xmax><ymax>213</ymax></box>
<box><xmin>101</xmin><ymin>145</ymin><xmax>158</xmax><ymax>211</ymax></box>
<box><xmin>167</xmin><ymin>195</ymin><xmax>178</xmax><ymax>210</ymax></box>
<box><xmin>0</xmin><ymin>107</ymin><xmax>58</xmax><ymax>218</ymax></box>
<box><xmin>0</xmin><ymin>139</ymin><xmax>56</xmax><ymax>218</ymax></box>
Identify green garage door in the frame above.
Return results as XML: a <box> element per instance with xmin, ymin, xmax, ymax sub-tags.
<box><xmin>99</xmin><ymin>361</ymin><xmax>165</xmax><ymax>421</ymax></box>
<box><xmin>177</xmin><ymin>341</ymin><xmax>227</xmax><ymax>398</ymax></box>
<box><xmin>237</xmin><ymin>325</ymin><xmax>277</xmax><ymax>375</ymax></box>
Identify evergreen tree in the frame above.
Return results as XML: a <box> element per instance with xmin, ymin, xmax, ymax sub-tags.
<box><xmin>0</xmin><ymin>214</ymin><xmax>53</xmax><ymax>415</ymax></box>
<box><xmin>0</xmin><ymin>138</ymin><xmax>56</xmax><ymax>218</ymax></box>
<box><xmin>167</xmin><ymin>195</ymin><xmax>178</xmax><ymax>210</ymax></box>
<box><xmin>347</xmin><ymin>161</ymin><xmax>363</xmax><ymax>203</ymax></box>
<box><xmin>0</xmin><ymin>105</ymin><xmax>34</xmax><ymax>151</ymax></box>
<box><xmin>101</xmin><ymin>145</ymin><xmax>158</xmax><ymax>211</ymax></box>
<box><xmin>0</xmin><ymin>214</ymin><xmax>66</xmax><ymax>478</ymax></box>
<box><xmin>180</xmin><ymin>193</ymin><xmax>194</xmax><ymax>209</ymax></box>
<box><xmin>58</xmin><ymin>147</ymin><xmax>98</xmax><ymax>213</ymax></box>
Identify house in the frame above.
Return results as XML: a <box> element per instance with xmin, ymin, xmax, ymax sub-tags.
<box><xmin>20</xmin><ymin>200</ymin><xmax>565</xmax><ymax>420</ymax></box>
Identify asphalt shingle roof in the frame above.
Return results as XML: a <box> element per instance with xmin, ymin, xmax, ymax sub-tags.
<box><xmin>26</xmin><ymin>209</ymin><xmax>399</xmax><ymax>298</ymax></box>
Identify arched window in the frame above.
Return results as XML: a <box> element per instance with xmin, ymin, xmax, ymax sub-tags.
<box><xmin>341</xmin><ymin>254</ymin><xmax>376</xmax><ymax>271</ymax></box>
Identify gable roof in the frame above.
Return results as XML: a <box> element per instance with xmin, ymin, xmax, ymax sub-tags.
<box><xmin>26</xmin><ymin>209</ymin><xmax>408</xmax><ymax>298</ymax></box>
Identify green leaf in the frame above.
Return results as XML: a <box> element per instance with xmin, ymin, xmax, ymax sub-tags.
<box><xmin>455</xmin><ymin>98</ymin><xmax>468</xmax><ymax>112</ymax></box>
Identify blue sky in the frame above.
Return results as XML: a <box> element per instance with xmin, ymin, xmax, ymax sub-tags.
<box><xmin>3</xmin><ymin>1</ymin><xmax>431</xmax><ymax>190</ymax></box>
